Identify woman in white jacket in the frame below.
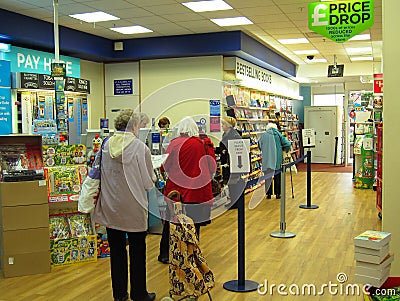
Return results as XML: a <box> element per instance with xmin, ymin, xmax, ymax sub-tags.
<box><xmin>94</xmin><ymin>110</ymin><xmax>156</xmax><ymax>301</ymax></box>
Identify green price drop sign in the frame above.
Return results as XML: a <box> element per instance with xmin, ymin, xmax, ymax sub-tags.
<box><xmin>308</xmin><ymin>0</ymin><xmax>374</xmax><ymax>43</ymax></box>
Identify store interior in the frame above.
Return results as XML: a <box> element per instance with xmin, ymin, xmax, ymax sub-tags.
<box><xmin>0</xmin><ymin>0</ymin><xmax>399</xmax><ymax>300</ymax></box>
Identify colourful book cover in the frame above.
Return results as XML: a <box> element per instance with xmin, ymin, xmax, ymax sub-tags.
<box><xmin>354</xmin><ymin>230</ymin><xmax>391</xmax><ymax>250</ymax></box>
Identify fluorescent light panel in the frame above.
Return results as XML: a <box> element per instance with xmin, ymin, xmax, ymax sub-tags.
<box><xmin>350</xmin><ymin>56</ymin><xmax>373</xmax><ymax>61</ymax></box>
<box><xmin>182</xmin><ymin>0</ymin><xmax>232</xmax><ymax>12</ymax></box>
<box><xmin>69</xmin><ymin>11</ymin><xmax>119</xmax><ymax>23</ymax></box>
<box><xmin>349</xmin><ymin>34</ymin><xmax>371</xmax><ymax>41</ymax></box>
<box><xmin>211</xmin><ymin>17</ymin><xmax>253</xmax><ymax>26</ymax></box>
<box><xmin>110</xmin><ymin>25</ymin><xmax>153</xmax><ymax>34</ymax></box>
<box><xmin>278</xmin><ymin>38</ymin><xmax>309</xmax><ymax>45</ymax></box>
<box><xmin>293</xmin><ymin>50</ymin><xmax>319</xmax><ymax>55</ymax></box>
<box><xmin>346</xmin><ymin>47</ymin><xmax>372</xmax><ymax>54</ymax></box>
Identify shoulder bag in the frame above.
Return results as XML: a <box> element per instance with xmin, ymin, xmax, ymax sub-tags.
<box><xmin>78</xmin><ymin>137</ymin><xmax>108</xmax><ymax>213</ymax></box>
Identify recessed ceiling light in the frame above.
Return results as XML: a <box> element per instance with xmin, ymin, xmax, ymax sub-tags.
<box><xmin>278</xmin><ymin>38</ymin><xmax>309</xmax><ymax>45</ymax></box>
<box><xmin>349</xmin><ymin>34</ymin><xmax>371</xmax><ymax>41</ymax></box>
<box><xmin>110</xmin><ymin>25</ymin><xmax>153</xmax><ymax>34</ymax></box>
<box><xmin>350</xmin><ymin>56</ymin><xmax>373</xmax><ymax>61</ymax></box>
<box><xmin>211</xmin><ymin>17</ymin><xmax>253</xmax><ymax>27</ymax></box>
<box><xmin>182</xmin><ymin>0</ymin><xmax>232</xmax><ymax>12</ymax></box>
<box><xmin>293</xmin><ymin>50</ymin><xmax>319</xmax><ymax>55</ymax></box>
<box><xmin>69</xmin><ymin>11</ymin><xmax>119</xmax><ymax>23</ymax></box>
<box><xmin>304</xmin><ymin>58</ymin><xmax>327</xmax><ymax>63</ymax></box>
<box><xmin>346</xmin><ymin>47</ymin><xmax>372</xmax><ymax>54</ymax></box>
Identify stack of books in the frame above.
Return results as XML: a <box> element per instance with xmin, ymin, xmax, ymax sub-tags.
<box><xmin>354</xmin><ymin>230</ymin><xmax>393</xmax><ymax>288</ymax></box>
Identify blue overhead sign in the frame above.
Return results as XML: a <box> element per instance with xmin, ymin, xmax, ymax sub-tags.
<box><xmin>5</xmin><ymin>46</ymin><xmax>80</xmax><ymax>78</ymax></box>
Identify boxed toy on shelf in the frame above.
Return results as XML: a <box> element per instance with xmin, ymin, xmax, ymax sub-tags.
<box><xmin>49</xmin><ymin>212</ymin><xmax>97</xmax><ymax>266</ymax></box>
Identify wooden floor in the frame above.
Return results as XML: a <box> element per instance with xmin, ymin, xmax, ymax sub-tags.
<box><xmin>0</xmin><ymin>172</ymin><xmax>381</xmax><ymax>301</ymax></box>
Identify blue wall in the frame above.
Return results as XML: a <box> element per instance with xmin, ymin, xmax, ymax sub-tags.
<box><xmin>297</xmin><ymin>85</ymin><xmax>312</xmax><ymax>123</ymax></box>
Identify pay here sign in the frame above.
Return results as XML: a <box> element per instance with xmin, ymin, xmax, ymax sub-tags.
<box><xmin>308</xmin><ymin>0</ymin><xmax>374</xmax><ymax>43</ymax></box>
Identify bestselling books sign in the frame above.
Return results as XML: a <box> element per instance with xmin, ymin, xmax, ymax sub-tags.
<box><xmin>308</xmin><ymin>0</ymin><xmax>374</xmax><ymax>43</ymax></box>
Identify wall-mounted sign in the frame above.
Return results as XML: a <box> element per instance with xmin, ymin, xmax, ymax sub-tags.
<box><xmin>51</xmin><ymin>62</ymin><xmax>66</xmax><ymax>80</ymax></box>
<box><xmin>209</xmin><ymin>100</ymin><xmax>220</xmax><ymax>132</ymax></box>
<box><xmin>0</xmin><ymin>87</ymin><xmax>12</xmax><ymax>135</ymax></box>
<box><xmin>236</xmin><ymin>59</ymin><xmax>272</xmax><ymax>85</ymax></box>
<box><xmin>76</xmin><ymin>78</ymin><xmax>90</xmax><ymax>94</ymax></box>
<box><xmin>0</xmin><ymin>60</ymin><xmax>11</xmax><ymax>87</ymax></box>
<box><xmin>5</xmin><ymin>46</ymin><xmax>80</xmax><ymax>77</ymax></box>
<box><xmin>302</xmin><ymin>128</ymin><xmax>316</xmax><ymax>148</ymax></box>
<box><xmin>228</xmin><ymin>139</ymin><xmax>250</xmax><ymax>174</ymax></box>
<box><xmin>373</xmin><ymin>73</ymin><xmax>383</xmax><ymax>94</ymax></box>
<box><xmin>15</xmin><ymin>73</ymin><xmax>90</xmax><ymax>94</ymax></box>
<box><xmin>308</xmin><ymin>0</ymin><xmax>374</xmax><ymax>43</ymax></box>
<box><xmin>65</xmin><ymin>77</ymin><xmax>77</xmax><ymax>92</ymax></box>
<box><xmin>20</xmin><ymin>73</ymin><xmax>39</xmax><ymax>89</ymax></box>
<box><xmin>114</xmin><ymin>79</ymin><xmax>133</xmax><ymax>95</ymax></box>
<box><xmin>39</xmin><ymin>74</ymin><xmax>55</xmax><ymax>90</ymax></box>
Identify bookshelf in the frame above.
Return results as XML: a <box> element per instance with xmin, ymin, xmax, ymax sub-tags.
<box><xmin>223</xmin><ymin>84</ymin><xmax>299</xmax><ymax>194</ymax></box>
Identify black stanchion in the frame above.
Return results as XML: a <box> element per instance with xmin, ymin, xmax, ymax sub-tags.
<box><xmin>270</xmin><ymin>165</ymin><xmax>296</xmax><ymax>238</ymax></box>
<box><xmin>299</xmin><ymin>149</ymin><xmax>319</xmax><ymax>210</ymax></box>
<box><xmin>223</xmin><ymin>182</ymin><xmax>259</xmax><ymax>292</ymax></box>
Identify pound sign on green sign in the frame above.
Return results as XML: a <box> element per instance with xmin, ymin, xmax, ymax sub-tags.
<box><xmin>308</xmin><ymin>0</ymin><xmax>374</xmax><ymax>43</ymax></box>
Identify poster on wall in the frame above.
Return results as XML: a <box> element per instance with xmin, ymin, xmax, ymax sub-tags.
<box><xmin>0</xmin><ymin>87</ymin><xmax>12</xmax><ymax>135</ymax></box>
<box><xmin>114</xmin><ymin>79</ymin><xmax>133</xmax><ymax>95</ymax></box>
<box><xmin>209</xmin><ymin>100</ymin><xmax>220</xmax><ymax>132</ymax></box>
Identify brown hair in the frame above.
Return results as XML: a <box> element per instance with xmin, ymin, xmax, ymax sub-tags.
<box><xmin>158</xmin><ymin>116</ymin><xmax>170</xmax><ymax>128</ymax></box>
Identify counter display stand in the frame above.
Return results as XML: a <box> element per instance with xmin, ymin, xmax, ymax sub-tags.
<box><xmin>0</xmin><ymin>135</ymin><xmax>50</xmax><ymax>277</ymax></box>
<box><xmin>43</xmin><ymin>143</ymin><xmax>98</xmax><ymax>266</ymax></box>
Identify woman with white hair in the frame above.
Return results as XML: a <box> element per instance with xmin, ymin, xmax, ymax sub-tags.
<box><xmin>94</xmin><ymin>109</ymin><xmax>156</xmax><ymax>301</ymax></box>
<box><xmin>258</xmin><ymin>122</ymin><xmax>291</xmax><ymax>199</ymax></box>
<box><xmin>158</xmin><ymin>116</ymin><xmax>216</xmax><ymax>263</ymax></box>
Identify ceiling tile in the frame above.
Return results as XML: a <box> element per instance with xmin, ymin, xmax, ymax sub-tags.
<box><xmin>125</xmin><ymin>0</ymin><xmax>177</xmax><ymax>5</ymax></box>
<box><xmin>236</xmin><ymin>6</ymin><xmax>282</xmax><ymax>16</ymax></box>
<box><xmin>143</xmin><ymin>4</ymin><xmax>191</xmax><ymax>15</ymax></box>
<box><xmin>84</xmin><ymin>0</ymin><xmax>135</xmax><ymax>10</ymax></box>
<box><xmin>162</xmin><ymin>13</ymin><xmax>205</xmax><ymax>22</ymax></box>
<box><xmin>126</xmin><ymin>15</ymin><xmax>170</xmax><ymax>25</ymax></box>
<box><xmin>0</xmin><ymin>0</ymin><xmax>36</xmax><ymax>10</ymax></box>
<box><xmin>224</xmin><ymin>0</ymin><xmax>275</xmax><ymax>9</ymax></box>
<box><xmin>108</xmin><ymin>8</ymin><xmax>154</xmax><ymax>19</ymax></box>
<box><xmin>259</xmin><ymin>22</ymin><xmax>296</xmax><ymax>30</ymax></box>
<box><xmin>17</xmin><ymin>7</ymin><xmax>53</xmax><ymax>19</ymax></box>
<box><xmin>58</xmin><ymin>3</ymin><xmax>99</xmax><ymax>16</ymax></box>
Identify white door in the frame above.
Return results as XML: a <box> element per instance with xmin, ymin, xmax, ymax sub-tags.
<box><xmin>305</xmin><ymin>106</ymin><xmax>338</xmax><ymax>163</ymax></box>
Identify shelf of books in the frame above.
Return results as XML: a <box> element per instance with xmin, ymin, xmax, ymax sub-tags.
<box><xmin>278</xmin><ymin>98</ymin><xmax>301</xmax><ymax>161</ymax></box>
<box><xmin>43</xmin><ymin>144</ymin><xmax>99</xmax><ymax>266</ymax></box>
<box><xmin>223</xmin><ymin>84</ymin><xmax>299</xmax><ymax>193</ymax></box>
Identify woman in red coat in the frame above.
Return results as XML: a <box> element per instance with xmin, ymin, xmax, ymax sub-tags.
<box><xmin>158</xmin><ymin>116</ymin><xmax>216</xmax><ymax>263</ymax></box>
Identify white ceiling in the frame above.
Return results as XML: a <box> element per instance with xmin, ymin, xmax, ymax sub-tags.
<box><xmin>0</xmin><ymin>0</ymin><xmax>382</xmax><ymax>80</ymax></box>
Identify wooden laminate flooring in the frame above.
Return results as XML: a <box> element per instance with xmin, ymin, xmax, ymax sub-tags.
<box><xmin>0</xmin><ymin>172</ymin><xmax>381</xmax><ymax>301</ymax></box>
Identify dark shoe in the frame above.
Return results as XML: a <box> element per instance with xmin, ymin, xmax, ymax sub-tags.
<box><xmin>132</xmin><ymin>292</ymin><xmax>156</xmax><ymax>301</ymax></box>
<box><xmin>266</xmin><ymin>194</ymin><xmax>272</xmax><ymax>199</ymax></box>
<box><xmin>276</xmin><ymin>195</ymin><xmax>281</xmax><ymax>199</ymax></box>
<box><xmin>114</xmin><ymin>294</ymin><xmax>129</xmax><ymax>301</ymax></box>
<box><xmin>158</xmin><ymin>255</ymin><xmax>169</xmax><ymax>264</ymax></box>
